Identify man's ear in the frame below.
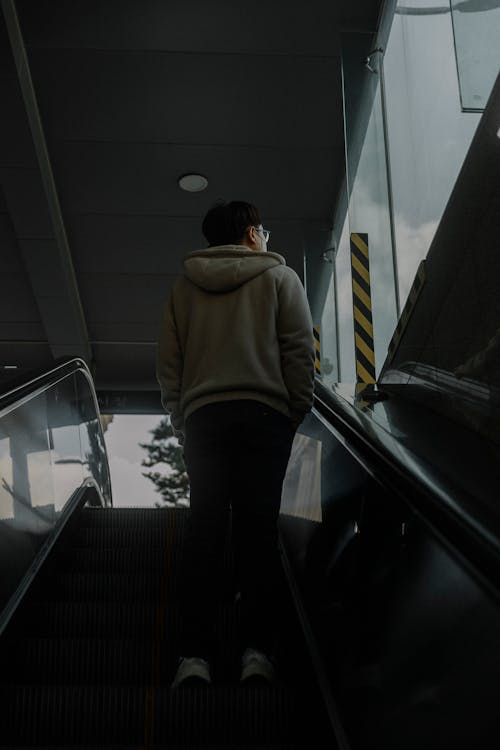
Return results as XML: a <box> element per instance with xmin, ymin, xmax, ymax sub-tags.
<box><xmin>243</xmin><ymin>225</ymin><xmax>257</xmax><ymax>249</ymax></box>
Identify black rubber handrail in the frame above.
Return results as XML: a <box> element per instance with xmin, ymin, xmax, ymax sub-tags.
<box><xmin>313</xmin><ymin>379</ymin><xmax>500</xmax><ymax>599</ymax></box>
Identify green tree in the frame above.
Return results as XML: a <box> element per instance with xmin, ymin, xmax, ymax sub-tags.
<box><xmin>140</xmin><ymin>417</ymin><xmax>189</xmax><ymax>506</ymax></box>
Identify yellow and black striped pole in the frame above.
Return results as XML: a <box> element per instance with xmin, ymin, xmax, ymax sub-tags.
<box><xmin>350</xmin><ymin>232</ymin><xmax>376</xmax><ymax>384</ymax></box>
<box><xmin>313</xmin><ymin>326</ymin><xmax>321</xmax><ymax>375</ymax></box>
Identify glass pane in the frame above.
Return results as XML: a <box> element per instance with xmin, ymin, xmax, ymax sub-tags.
<box><xmin>342</xmin><ymin>34</ymin><xmax>398</xmax><ymax>379</ymax></box>
<box><xmin>450</xmin><ymin>0</ymin><xmax>500</xmax><ymax>111</ymax></box>
<box><xmin>0</xmin><ymin>365</ymin><xmax>112</xmax><ymax>620</ymax></box>
<box><xmin>317</xmin><ymin>266</ymin><xmax>338</xmax><ymax>388</ymax></box>
<box><xmin>0</xmin><ymin>390</ymin><xmax>55</xmax><ymax>610</ymax></box>
<box><xmin>335</xmin><ymin>213</ymin><xmax>356</xmax><ymax>381</ymax></box>
<box><xmin>47</xmin><ymin>373</ymin><xmax>83</xmax><ymax>513</ymax></box>
<box><xmin>384</xmin><ymin>1</ymin><xmax>481</xmax><ymax>307</ymax></box>
<box><xmin>75</xmin><ymin>370</ymin><xmax>112</xmax><ymax>506</ymax></box>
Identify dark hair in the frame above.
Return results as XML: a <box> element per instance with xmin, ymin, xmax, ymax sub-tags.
<box><xmin>202</xmin><ymin>200</ymin><xmax>261</xmax><ymax>246</ymax></box>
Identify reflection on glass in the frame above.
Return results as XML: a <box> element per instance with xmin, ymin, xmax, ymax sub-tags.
<box><xmin>0</xmin><ymin>364</ymin><xmax>112</xmax><ymax>621</ymax></box>
<box><xmin>343</xmin><ymin>34</ymin><xmax>398</xmax><ymax>378</ymax></box>
<box><xmin>47</xmin><ymin>374</ymin><xmax>83</xmax><ymax>513</ymax></box>
<box><xmin>384</xmin><ymin>0</ymin><xmax>481</xmax><ymax>305</ymax></box>
<box><xmin>450</xmin><ymin>0</ymin><xmax>500</xmax><ymax>111</ymax></box>
<box><xmin>317</xmin><ymin>267</ymin><xmax>338</xmax><ymax>387</ymax></box>
<box><xmin>1</xmin><ymin>392</ymin><xmax>55</xmax><ymax>533</ymax></box>
<box><xmin>336</xmin><ymin>214</ymin><xmax>356</xmax><ymax>381</ymax></box>
<box><xmin>76</xmin><ymin>371</ymin><xmax>112</xmax><ymax>506</ymax></box>
<box><xmin>0</xmin><ymin>434</ymin><xmax>13</xmax><ymax>522</ymax></box>
<box><xmin>281</xmin><ymin>433</ymin><xmax>322</xmax><ymax>522</ymax></box>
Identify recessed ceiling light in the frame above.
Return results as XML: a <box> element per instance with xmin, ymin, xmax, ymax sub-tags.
<box><xmin>178</xmin><ymin>173</ymin><xmax>208</xmax><ymax>192</ymax></box>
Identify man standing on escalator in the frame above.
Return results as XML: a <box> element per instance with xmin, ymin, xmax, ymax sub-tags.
<box><xmin>157</xmin><ymin>200</ymin><xmax>315</xmax><ymax>687</ymax></box>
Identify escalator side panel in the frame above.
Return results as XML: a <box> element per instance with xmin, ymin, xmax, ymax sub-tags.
<box><xmin>279</xmin><ymin>411</ymin><xmax>500</xmax><ymax>750</ymax></box>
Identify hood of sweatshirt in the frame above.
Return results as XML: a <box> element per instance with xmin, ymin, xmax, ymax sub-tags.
<box><xmin>183</xmin><ymin>245</ymin><xmax>286</xmax><ymax>293</ymax></box>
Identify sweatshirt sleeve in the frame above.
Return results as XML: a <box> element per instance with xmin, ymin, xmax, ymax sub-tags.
<box><xmin>156</xmin><ymin>290</ymin><xmax>185</xmax><ymax>444</ymax></box>
<box><xmin>276</xmin><ymin>269</ymin><xmax>315</xmax><ymax>424</ymax></box>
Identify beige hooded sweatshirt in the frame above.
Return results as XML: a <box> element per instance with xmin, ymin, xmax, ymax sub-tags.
<box><xmin>157</xmin><ymin>245</ymin><xmax>315</xmax><ymax>443</ymax></box>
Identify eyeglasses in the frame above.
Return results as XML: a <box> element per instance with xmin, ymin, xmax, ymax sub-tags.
<box><xmin>253</xmin><ymin>226</ymin><xmax>270</xmax><ymax>243</ymax></box>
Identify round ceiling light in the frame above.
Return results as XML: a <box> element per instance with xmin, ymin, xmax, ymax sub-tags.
<box><xmin>178</xmin><ymin>173</ymin><xmax>208</xmax><ymax>192</ymax></box>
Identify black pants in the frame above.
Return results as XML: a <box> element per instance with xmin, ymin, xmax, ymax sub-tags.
<box><xmin>179</xmin><ymin>400</ymin><xmax>295</xmax><ymax>660</ymax></box>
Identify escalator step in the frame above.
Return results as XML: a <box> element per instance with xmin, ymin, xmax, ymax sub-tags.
<box><xmin>9</xmin><ymin>600</ymin><xmax>239</xmax><ymax>639</ymax></box>
<box><xmin>76</xmin><ymin>527</ymin><xmax>178</xmax><ymax>547</ymax></box>
<box><xmin>154</xmin><ymin>685</ymin><xmax>321</xmax><ymax>744</ymax></box>
<box><xmin>0</xmin><ymin>684</ymin><xmax>328</xmax><ymax>745</ymax></box>
<box><xmin>0</xmin><ymin>506</ymin><xmax>336</xmax><ymax>747</ymax></box>
<box><xmin>0</xmin><ymin>637</ymin><xmax>174</xmax><ymax>684</ymax></box>
<box><xmin>10</xmin><ymin>601</ymin><xmax>169</xmax><ymax>637</ymax></box>
<box><xmin>79</xmin><ymin>507</ymin><xmax>189</xmax><ymax>528</ymax></box>
<box><xmin>52</xmin><ymin>546</ymin><xmax>181</xmax><ymax>573</ymax></box>
<box><xmin>53</xmin><ymin>545</ymin><xmax>233</xmax><ymax>574</ymax></box>
<box><xmin>1</xmin><ymin>603</ymin><xmax>244</xmax><ymax>683</ymax></box>
<box><xmin>0</xmin><ymin>686</ymin><xmax>145</xmax><ymax>744</ymax></box>
<box><xmin>29</xmin><ymin>572</ymin><xmax>171</xmax><ymax>602</ymax></box>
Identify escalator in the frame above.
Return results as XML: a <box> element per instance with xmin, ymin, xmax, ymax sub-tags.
<box><xmin>2</xmin><ymin>357</ymin><xmax>500</xmax><ymax>748</ymax></box>
<box><xmin>0</xmin><ymin>360</ymin><xmax>336</xmax><ymax>748</ymax></box>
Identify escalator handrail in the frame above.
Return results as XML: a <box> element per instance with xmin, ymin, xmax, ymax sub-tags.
<box><xmin>313</xmin><ymin>379</ymin><xmax>500</xmax><ymax>597</ymax></box>
<box><xmin>0</xmin><ymin>358</ymin><xmax>89</xmax><ymax>412</ymax></box>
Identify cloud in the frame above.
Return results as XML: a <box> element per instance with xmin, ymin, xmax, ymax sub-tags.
<box><xmin>108</xmin><ymin>455</ymin><xmax>159</xmax><ymax>508</ymax></box>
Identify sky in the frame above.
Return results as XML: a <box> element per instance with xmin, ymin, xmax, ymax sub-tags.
<box><xmin>103</xmin><ymin>414</ymin><xmax>166</xmax><ymax>508</ymax></box>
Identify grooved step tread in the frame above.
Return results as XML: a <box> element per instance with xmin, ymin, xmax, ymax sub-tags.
<box><xmin>0</xmin><ymin>506</ymin><xmax>336</xmax><ymax>747</ymax></box>
<box><xmin>50</xmin><ymin>545</ymin><xmax>234</xmax><ymax>575</ymax></box>
<box><xmin>0</xmin><ymin>685</ymin><xmax>330</xmax><ymax>745</ymax></box>
<box><xmin>80</xmin><ymin>507</ymin><xmax>189</xmax><ymax>527</ymax></box>
<box><xmin>10</xmin><ymin>601</ymin><xmax>241</xmax><ymax>638</ymax></box>
<box><xmin>29</xmin><ymin>573</ymin><xmax>174</xmax><ymax>602</ymax></box>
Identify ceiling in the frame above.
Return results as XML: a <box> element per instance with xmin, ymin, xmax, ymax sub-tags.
<box><xmin>0</xmin><ymin>0</ymin><xmax>383</xmax><ymax>397</ymax></box>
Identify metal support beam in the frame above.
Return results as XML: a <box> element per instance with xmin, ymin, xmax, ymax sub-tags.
<box><xmin>1</xmin><ymin>0</ymin><xmax>92</xmax><ymax>366</ymax></box>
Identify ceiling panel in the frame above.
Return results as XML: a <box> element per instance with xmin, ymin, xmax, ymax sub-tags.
<box><xmin>18</xmin><ymin>0</ymin><xmax>343</xmax><ymax>56</ymax></box>
<box><xmin>89</xmin><ymin>322</ymin><xmax>162</xmax><ymax>343</ymax></box>
<box><xmin>0</xmin><ymin>273</ymin><xmax>43</xmax><ymax>322</ymax></box>
<box><xmin>68</xmin><ymin>215</ymin><xmax>201</xmax><ymax>274</ymax></box>
<box><xmin>29</xmin><ymin>51</ymin><xmax>343</xmax><ymax>149</ymax></box>
<box><xmin>68</xmin><ymin>214</ymin><xmax>308</xmax><ymax>281</ymax></box>
<box><xmin>0</xmin><ymin>321</ymin><xmax>46</xmax><ymax>340</ymax></box>
<box><xmin>0</xmin><ymin>342</ymin><xmax>53</xmax><ymax>372</ymax></box>
<box><xmin>0</xmin><ymin>213</ymin><xmax>24</xmax><ymax>271</ymax></box>
<box><xmin>0</xmin><ymin>80</ymin><xmax>38</xmax><ymax>169</ymax></box>
<box><xmin>51</xmin><ymin>141</ymin><xmax>341</xmax><ymax>220</ymax></box>
<box><xmin>79</xmin><ymin>273</ymin><xmax>177</xmax><ymax>326</ymax></box>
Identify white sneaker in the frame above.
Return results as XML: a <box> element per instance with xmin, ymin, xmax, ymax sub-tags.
<box><xmin>240</xmin><ymin>648</ymin><xmax>276</xmax><ymax>684</ymax></box>
<box><xmin>171</xmin><ymin>657</ymin><xmax>212</xmax><ymax>688</ymax></box>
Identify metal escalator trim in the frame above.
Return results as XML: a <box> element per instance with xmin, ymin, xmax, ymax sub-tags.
<box><xmin>0</xmin><ymin>483</ymin><xmax>96</xmax><ymax>637</ymax></box>
<box><xmin>313</xmin><ymin>382</ymin><xmax>500</xmax><ymax>599</ymax></box>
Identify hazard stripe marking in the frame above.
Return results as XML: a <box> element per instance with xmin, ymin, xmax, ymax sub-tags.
<box><xmin>352</xmin><ymin>279</ymin><xmax>372</xmax><ymax>312</ymax></box>
<box><xmin>355</xmin><ymin>332</ymin><xmax>376</xmax><ymax>367</ymax></box>
<box><xmin>351</xmin><ymin>233</ymin><xmax>375</xmax><ymax>385</ymax></box>
<box><xmin>354</xmin><ymin>306</ymin><xmax>373</xmax><ymax>338</ymax></box>
<box><xmin>351</xmin><ymin>252</ymin><xmax>370</xmax><ymax>286</ymax></box>
<box><xmin>356</xmin><ymin>360</ymin><xmax>376</xmax><ymax>384</ymax></box>
<box><xmin>313</xmin><ymin>326</ymin><xmax>321</xmax><ymax>374</ymax></box>
<box><xmin>351</xmin><ymin>233</ymin><xmax>369</xmax><ymax>259</ymax></box>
